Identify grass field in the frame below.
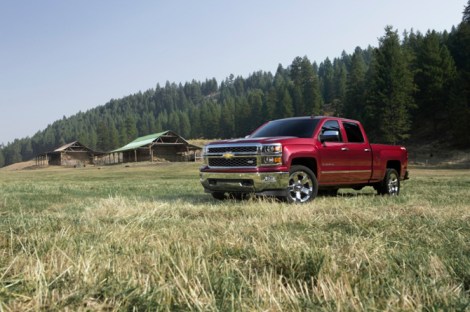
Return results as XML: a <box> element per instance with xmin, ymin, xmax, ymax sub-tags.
<box><xmin>0</xmin><ymin>163</ymin><xmax>469</xmax><ymax>311</ymax></box>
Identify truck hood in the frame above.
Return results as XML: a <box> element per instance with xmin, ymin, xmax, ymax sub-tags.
<box><xmin>207</xmin><ymin>136</ymin><xmax>296</xmax><ymax>145</ymax></box>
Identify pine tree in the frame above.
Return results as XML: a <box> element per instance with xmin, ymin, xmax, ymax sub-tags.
<box><xmin>447</xmin><ymin>1</ymin><xmax>470</xmax><ymax>146</ymax></box>
<box><xmin>414</xmin><ymin>31</ymin><xmax>457</xmax><ymax>136</ymax></box>
<box><xmin>118</xmin><ymin>127</ymin><xmax>128</xmax><ymax>146</ymax></box>
<box><xmin>290</xmin><ymin>85</ymin><xmax>304</xmax><ymax>116</ymax></box>
<box><xmin>0</xmin><ymin>149</ymin><xmax>5</xmax><ymax>167</ymax></box>
<box><xmin>108</xmin><ymin>122</ymin><xmax>120</xmax><ymax>149</ymax></box>
<box><xmin>220</xmin><ymin>99</ymin><xmax>236</xmax><ymax>138</ymax></box>
<box><xmin>366</xmin><ymin>27</ymin><xmax>416</xmax><ymax>144</ymax></box>
<box><xmin>157</xmin><ymin>110</ymin><xmax>169</xmax><ymax>131</ymax></box>
<box><xmin>463</xmin><ymin>0</ymin><xmax>470</xmax><ymax>24</ymax></box>
<box><xmin>262</xmin><ymin>88</ymin><xmax>277</xmax><ymax>120</ymax></box>
<box><xmin>138</xmin><ymin>113</ymin><xmax>151</xmax><ymax>134</ymax></box>
<box><xmin>234</xmin><ymin>97</ymin><xmax>251</xmax><ymax>135</ymax></box>
<box><xmin>124</xmin><ymin>116</ymin><xmax>138</xmax><ymax>140</ymax></box>
<box><xmin>290</xmin><ymin>56</ymin><xmax>303</xmax><ymax>86</ymax></box>
<box><xmin>4</xmin><ymin>140</ymin><xmax>22</xmax><ymax>165</ymax></box>
<box><xmin>179</xmin><ymin>111</ymin><xmax>191</xmax><ymax>138</ymax></box>
<box><xmin>168</xmin><ymin>111</ymin><xmax>181</xmax><ymax>133</ymax></box>
<box><xmin>96</xmin><ymin>121</ymin><xmax>110</xmax><ymax>151</ymax></box>
<box><xmin>319</xmin><ymin>58</ymin><xmax>335</xmax><ymax>104</ymax></box>
<box><xmin>247</xmin><ymin>90</ymin><xmax>264</xmax><ymax>126</ymax></box>
<box><xmin>88</xmin><ymin>129</ymin><xmax>98</xmax><ymax>149</ymax></box>
<box><xmin>188</xmin><ymin>106</ymin><xmax>202</xmax><ymax>138</ymax></box>
<box><xmin>153</xmin><ymin>117</ymin><xmax>163</xmax><ymax>134</ymax></box>
<box><xmin>200</xmin><ymin>102</ymin><xmax>221</xmax><ymax>138</ymax></box>
<box><xmin>300</xmin><ymin>56</ymin><xmax>323</xmax><ymax>115</ymax></box>
<box><xmin>43</xmin><ymin>127</ymin><xmax>56</xmax><ymax>151</ymax></box>
<box><xmin>77</xmin><ymin>130</ymin><xmax>89</xmax><ymax>148</ymax></box>
<box><xmin>332</xmin><ymin>59</ymin><xmax>348</xmax><ymax>115</ymax></box>
<box><xmin>344</xmin><ymin>47</ymin><xmax>367</xmax><ymax>120</ymax></box>
<box><xmin>278</xmin><ymin>88</ymin><xmax>294</xmax><ymax>117</ymax></box>
<box><xmin>21</xmin><ymin>140</ymin><xmax>33</xmax><ymax>160</ymax></box>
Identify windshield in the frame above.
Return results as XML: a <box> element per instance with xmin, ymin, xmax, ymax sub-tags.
<box><xmin>250</xmin><ymin>118</ymin><xmax>319</xmax><ymax>138</ymax></box>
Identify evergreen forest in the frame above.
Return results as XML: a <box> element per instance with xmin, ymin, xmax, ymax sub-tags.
<box><xmin>1</xmin><ymin>3</ymin><xmax>469</xmax><ymax>167</ymax></box>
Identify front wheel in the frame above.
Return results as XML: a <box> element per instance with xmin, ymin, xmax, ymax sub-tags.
<box><xmin>286</xmin><ymin>165</ymin><xmax>318</xmax><ymax>203</ymax></box>
<box><xmin>211</xmin><ymin>192</ymin><xmax>226</xmax><ymax>200</ymax></box>
<box><xmin>318</xmin><ymin>188</ymin><xmax>338</xmax><ymax>197</ymax></box>
<box><xmin>377</xmin><ymin>168</ymin><xmax>400</xmax><ymax>195</ymax></box>
<box><xmin>228</xmin><ymin>193</ymin><xmax>251</xmax><ymax>200</ymax></box>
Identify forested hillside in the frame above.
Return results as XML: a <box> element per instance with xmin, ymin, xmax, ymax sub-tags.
<box><xmin>0</xmin><ymin>4</ymin><xmax>469</xmax><ymax>167</ymax></box>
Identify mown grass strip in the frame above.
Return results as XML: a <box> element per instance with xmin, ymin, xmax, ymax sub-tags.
<box><xmin>0</xmin><ymin>164</ymin><xmax>469</xmax><ymax>310</ymax></box>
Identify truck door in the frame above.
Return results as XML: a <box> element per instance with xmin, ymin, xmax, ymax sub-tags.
<box><xmin>317</xmin><ymin>120</ymin><xmax>350</xmax><ymax>184</ymax></box>
<box><xmin>341</xmin><ymin>121</ymin><xmax>373</xmax><ymax>182</ymax></box>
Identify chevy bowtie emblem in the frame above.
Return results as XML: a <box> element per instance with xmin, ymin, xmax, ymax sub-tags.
<box><xmin>223</xmin><ymin>152</ymin><xmax>235</xmax><ymax>159</ymax></box>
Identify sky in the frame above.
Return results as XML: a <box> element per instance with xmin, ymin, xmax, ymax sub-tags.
<box><xmin>0</xmin><ymin>0</ymin><xmax>465</xmax><ymax>145</ymax></box>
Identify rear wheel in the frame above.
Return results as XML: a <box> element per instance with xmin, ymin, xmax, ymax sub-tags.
<box><xmin>286</xmin><ymin>165</ymin><xmax>318</xmax><ymax>203</ymax></box>
<box><xmin>377</xmin><ymin>168</ymin><xmax>400</xmax><ymax>195</ymax></box>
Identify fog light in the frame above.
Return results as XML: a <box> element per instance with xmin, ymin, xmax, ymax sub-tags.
<box><xmin>262</xmin><ymin>156</ymin><xmax>282</xmax><ymax>165</ymax></box>
<box><xmin>263</xmin><ymin>176</ymin><xmax>277</xmax><ymax>183</ymax></box>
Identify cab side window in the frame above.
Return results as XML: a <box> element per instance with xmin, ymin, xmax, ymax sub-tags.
<box><xmin>320</xmin><ymin>120</ymin><xmax>342</xmax><ymax>142</ymax></box>
<box><xmin>343</xmin><ymin>122</ymin><xmax>364</xmax><ymax>143</ymax></box>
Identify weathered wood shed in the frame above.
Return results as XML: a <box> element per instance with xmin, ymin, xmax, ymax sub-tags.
<box><xmin>36</xmin><ymin>141</ymin><xmax>101</xmax><ymax>167</ymax></box>
<box><xmin>110</xmin><ymin>131</ymin><xmax>201</xmax><ymax>163</ymax></box>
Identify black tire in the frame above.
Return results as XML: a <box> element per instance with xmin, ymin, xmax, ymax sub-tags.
<box><xmin>318</xmin><ymin>188</ymin><xmax>338</xmax><ymax>197</ymax></box>
<box><xmin>211</xmin><ymin>192</ymin><xmax>226</xmax><ymax>200</ymax></box>
<box><xmin>377</xmin><ymin>168</ymin><xmax>400</xmax><ymax>196</ymax></box>
<box><xmin>286</xmin><ymin>165</ymin><xmax>318</xmax><ymax>203</ymax></box>
<box><xmin>228</xmin><ymin>193</ymin><xmax>250</xmax><ymax>200</ymax></box>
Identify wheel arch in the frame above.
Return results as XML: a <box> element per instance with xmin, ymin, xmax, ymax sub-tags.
<box><xmin>386</xmin><ymin>160</ymin><xmax>401</xmax><ymax>176</ymax></box>
<box><xmin>290</xmin><ymin>157</ymin><xmax>318</xmax><ymax>177</ymax></box>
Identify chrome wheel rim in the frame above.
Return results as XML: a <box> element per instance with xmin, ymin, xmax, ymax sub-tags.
<box><xmin>388</xmin><ymin>172</ymin><xmax>399</xmax><ymax>195</ymax></box>
<box><xmin>288</xmin><ymin>170</ymin><xmax>313</xmax><ymax>203</ymax></box>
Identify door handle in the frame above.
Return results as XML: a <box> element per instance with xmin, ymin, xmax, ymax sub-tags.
<box><xmin>341</xmin><ymin>147</ymin><xmax>349</xmax><ymax>151</ymax></box>
<box><xmin>364</xmin><ymin>148</ymin><xmax>370</xmax><ymax>152</ymax></box>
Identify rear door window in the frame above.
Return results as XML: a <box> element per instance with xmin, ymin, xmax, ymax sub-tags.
<box><xmin>343</xmin><ymin>122</ymin><xmax>364</xmax><ymax>143</ymax></box>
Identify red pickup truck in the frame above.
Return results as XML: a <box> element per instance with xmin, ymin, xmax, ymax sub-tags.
<box><xmin>200</xmin><ymin>116</ymin><xmax>409</xmax><ymax>203</ymax></box>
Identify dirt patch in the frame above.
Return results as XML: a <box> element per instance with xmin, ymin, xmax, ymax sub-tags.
<box><xmin>408</xmin><ymin>146</ymin><xmax>470</xmax><ymax>169</ymax></box>
<box><xmin>0</xmin><ymin>160</ymin><xmax>40</xmax><ymax>171</ymax></box>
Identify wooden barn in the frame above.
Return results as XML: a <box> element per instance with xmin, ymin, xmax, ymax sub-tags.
<box><xmin>109</xmin><ymin>131</ymin><xmax>201</xmax><ymax>164</ymax></box>
<box><xmin>36</xmin><ymin>141</ymin><xmax>101</xmax><ymax>167</ymax></box>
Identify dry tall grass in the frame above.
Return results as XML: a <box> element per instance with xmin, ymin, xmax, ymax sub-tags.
<box><xmin>0</xmin><ymin>163</ymin><xmax>469</xmax><ymax>310</ymax></box>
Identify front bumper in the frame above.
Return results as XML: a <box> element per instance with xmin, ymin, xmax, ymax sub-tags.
<box><xmin>200</xmin><ymin>171</ymin><xmax>289</xmax><ymax>196</ymax></box>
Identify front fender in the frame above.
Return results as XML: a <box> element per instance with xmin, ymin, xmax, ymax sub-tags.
<box><xmin>283</xmin><ymin>144</ymin><xmax>319</xmax><ymax>169</ymax></box>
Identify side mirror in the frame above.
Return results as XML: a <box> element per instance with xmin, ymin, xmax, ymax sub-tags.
<box><xmin>320</xmin><ymin>130</ymin><xmax>340</xmax><ymax>143</ymax></box>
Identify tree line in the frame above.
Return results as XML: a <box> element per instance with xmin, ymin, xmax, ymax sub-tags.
<box><xmin>1</xmin><ymin>2</ymin><xmax>469</xmax><ymax>167</ymax></box>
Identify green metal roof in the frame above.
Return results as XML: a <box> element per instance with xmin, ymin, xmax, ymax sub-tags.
<box><xmin>112</xmin><ymin>131</ymin><xmax>170</xmax><ymax>152</ymax></box>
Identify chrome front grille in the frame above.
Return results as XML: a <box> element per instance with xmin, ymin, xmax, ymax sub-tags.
<box><xmin>208</xmin><ymin>146</ymin><xmax>258</xmax><ymax>154</ymax></box>
<box><xmin>205</xmin><ymin>143</ymin><xmax>260</xmax><ymax>168</ymax></box>
<box><xmin>204</xmin><ymin>143</ymin><xmax>282</xmax><ymax>168</ymax></box>
<box><xmin>208</xmin><ymin>157</ymin><xmax>257</xmax><ymax>167</ymax></box>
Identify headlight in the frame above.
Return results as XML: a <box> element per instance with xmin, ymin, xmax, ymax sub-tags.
<box><xmin>262</xmin><ymin>144</ymin><xmax>282</xmax><ymax>154</ymax></box>
<box><xmin>261</xmin><ymin>144</ymin><xmax>282</xmax><ymax>166</ymax></box>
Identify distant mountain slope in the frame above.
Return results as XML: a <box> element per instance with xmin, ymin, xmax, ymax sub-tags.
<box><xmin>1</xmin><ymin>11</ymin><xmax>470</xmax><ymax>167</ymax></box>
